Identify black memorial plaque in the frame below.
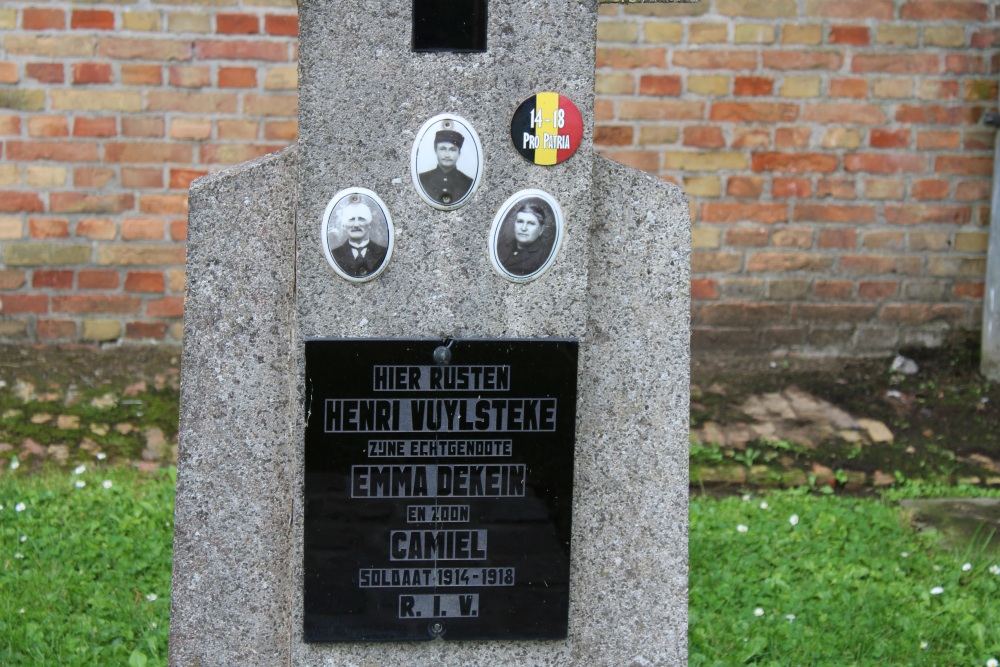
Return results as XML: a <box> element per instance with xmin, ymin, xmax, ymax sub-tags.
<box><xmin>412</xmin><ymin>0</ymin><xmax>488</xmax><ymax>53</ymax></box>
<box><xmin>303</xmin><ymin>338</ymin><xmax>577</xmax><ymax>642</ymax></box>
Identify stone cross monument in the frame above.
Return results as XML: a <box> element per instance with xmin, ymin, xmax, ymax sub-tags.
<box><xmin>170</xmin><ymin>0</ymin><xmax>691</xmax><ymax>664</ymax></box>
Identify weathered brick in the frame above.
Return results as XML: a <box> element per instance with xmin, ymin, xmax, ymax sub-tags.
<box><xmin>125</xmin><ymin>271</ymin><xmax>166</xmax><ymax>293</ymax></box>
<box><xmin>782</xmin><ymin>25</ymin><xmax>823</xmax><ymax>45</ymax></box>
<box><xmin>170</xmin><ymin>220</ymin><xmax>189</xmax><ymax>242</ymax></box>
<box><xmin>29</xmin><ymin>217</ymin><xmax>70</xmax><ymax>239</ymax></box>
<box><xmin>928</xmin><ymin>257</ymin><xmax>986</xmax><ymax>277</ymax></box>
<box><xmin>734</xmin><ymin>76</ymin><xmax>772</xmax><ymax>96</ymax></box>
<box><xmin>169</xmin><ymin>65</ymin><xmax>211</xmax><ymax>88</ymax></box>
<box><xmin>638</xmin><ymin>74</ymin><xmax>681</xmax><ymax>96</ymax></box>
<box><xmin>264</xmin><ymin>14</ymin><xmax>297</xmax><ymax>36</ymax></box>
<box><xmin>140</xmin><ymin>195</ymin><xmax>188</xmax><ymax>215</ymax></box>
<box><xmin>691</xmin><ymin>226</ymin><xmax>722</xmax><ymax>248</ymax></box>
<box><xmin>51</xmin><ymin>90</ymin><xmax>143</xmax><ymax>113</ymax></box>
<box><xmin>752</xmin><ymin>153</ymin><xmax>839</xmax><ymax>173</ymax></box>
<box><xmin>25</xmin><ymin>63</ymin><xmax>63</xmax><ymax>84</ymax></box>
<box><xmin>870</xmin><ymin>129</ymin><xmax>911</xmax><ymax>149</ymax></box>
<box><xmin>79</xmin><ymin>270</ymin><xmax>120</xmax><ymax>290</ymax></box>
<box><xmin>674</xmin><ymin>50</ymin><xmax>757</xmax><ymax>70</ymax></box>
<box><xmin>0</xmin><ymin>295</ymin><xmax>49</xmax><ymax>315</ymax></box>
<box><xmin>122</xmin><ymin>117</ymin><xmax>166</xmax><ymax>138</ymax></box>
<box><xmin>818</xmin><ymin>229</ymin><xmax>858</xmax><ymax>249</ymax></box>
<box><xmin>0</xmin><ymin>192</ymin><xmax>44</xmax><ymax>213</ymax></box>
<box><xmin>831</xmin><ymin>25</ymin><xmax>870</xmax><ymax>46</ymax></box>
<box><xmin>954</xmin><ymin>232</ymin><xmax>989</xmax><ymax>252</ymax></box>
<box><xmin>762</xmin><ymin>50</ymin><xmax>842</xmax><ymax>70</ymax></box>
<box><xmin>691</xmin><ymin>278</ymin><xmax>720</xmax><ymax>300</ymax></box>
<box><xmin>747</xmin><ymin>252</ymin><xmax>834</xmax><ymax>272</ymax></box>
<box><xmin>691</xmin><ymin>251</ymin><xmax>742</xmax><ymax>273</ymax></box>
<box><xmin>955</xmin><ymin>180</ymin><xmax>991</xmax><ymax>202</ymax></box>
<box><xmin>901</xmin><ymin>0</ymin><xmax>988</xmax><ymax>20</ymax></box>
<box><xmin>0</xmin><ymin>90</ymin><xmax>46</xmax><ymax>111</ymax></box>
<box><xmin>896</xmin><ymin>104</ymin><xmax>981</xmax><ymax>125</ymax></box>
<box><xmin>803</xmin><ymin>103</ymin><xmax>886</xmax><ymax>125</ymax></box>
<box><xmin>72</xmin><ymin>10</ymin><xmax>115</xmax><ymax>31</ymax></box>
<box><xmin>806</xmin><ymin>0</ymin><xmax>894</xmax><ymax>18</ymax></box>
<box><xmin>598</xmin><ymin>21</ymin><xmax>638</xmax><ymax>42</ymax></box>
<box><xmin>0</xmin><ymin>270</ymin><xmax>27</xmax><ymax>290</ymax></box>
<box><xmin>122</xmin><ymin>219</ymin><xmax>165</xmax><ymax>241</ymax></box>
<box><xmin>683</xmin><ymin>126</ymin><xmax>725</xmax><ymax>148</ymax></box>
<box><xmin>773</xmin><ymin>178</ymin><xmax>813</xmax><ymax>198</ymax></box>
<box><xmin>0</xmin><ymin>165</ymin><xmax>20</xmax><ymax>187</ymax></box>
<box><xmin>853</xmin><ymin>53</ymin><xmax>940</xmax><ymax>74</ymax></box>
<box><xmin>199</xmin><ymin>144</ymin><xmax>284</xmax><ymax>165</ymax></box>
<box><xmin>663</xmin><ymin>151</ymin><xmax>747</xmax><ymax>171</ymax></box>
<box><xmin>685</xmin><ymin>177</ymin><xmax>722</xmax><ymax>199</ymax></box>
<box><xmin>726</xmin><ymin>177</ymin><xmax>765</xmax><ymax>198</ymax></box>
<box><xmin>829</xmin><ymin>78</ymin><xmax>868</xmax><ymax>99</ymax></box>
<box><xmin>885</xmin><ymin>204</ymin><xmax>971</xmax><ymax>225</ymax></box>
<box><xmin>699</xmin><ymin>303</ymin><xmax>788</xmax><ymax>326</ymax></box>
<box><xmin>794</xmin><ymin>203</ymin><xmax>876</xmax><ymax>223</ymax></box>
<box><xmin>0</xmin><ymin>8</ymin><xmax>15</xmax><ymax>29</ymax></box>
<box><xmin>170</xmin><ymin>119</ymin><xmax>212</xmax><ymax>140</ymax></box>
<box><xmin>122</xmin><ymin>167</ymin><xmax>164</xmax><ymax>190</ymax></box>
<box><xmin>51</xmin><ymin>193</ymin><xmax>135</xmax><ymax>214</ymax></box>
<box><xmin>769</xmin><ymin>279</ymin><xmax>811</xmax><ymax>300</ymax></box>
<box><xmin>126</xmin><ymin>322</ymin><xmax>168</xmax><ymax>340</ymax></box>
<box><xmin>596</xmin><ymin>73</ymin><xmax>634</xmax><ymax>95</ymax></box>
<box><xmin>4</xmin><ymin>244</ymin><xmax>91</xmax><ymax>266</ymax></box>
<box><xmin>690</xmin><ymin>23</ymin><xmax>728</xmax><ymax>44</ymax></box>
<box><xmin>82</xmin><ymin>320</ymin><xmax>122</xmax><ymax>342</ymax></box>
<box><xmin>792</xmin><ymin>304</ymin><xmax>877</xmax><ymax>323</ymax></box>
<box><xmin>911</xmin><ymin>179</ymin><xmax>950</xmax><ymax>200</ymax></box>
<box><xmin>73</xmin><ymin>62</ymin><xmax>113</xmax><ymax>85</ymax></box>
<box><xmin>24</xmin><ymin>8</ymin><xmax>66</xmax><ymax>30</ymax></box>
<box><xmin>814</xmin><ymin>280</ymin><xmax>853</xmax><ymax>299</ymax></box>
<box><xmin>702</xmin><ymin>202</ymin><xmax>787</xmax><ymax>223</ymax></box>
<box><xmin>194</xmin><ymin>40</ymin><xmax>290</xmax><ymax>61</ymax></box>
<box><xmin>220</xmin><ymin>66</ymin><xmax>258</xmax><ymax>88</ymax></box>
<box><xmin>33</xmin><ymin>270</ymin><xmax>74</xmax><ymax>290</ymax></box>
<box><xmin>908</xmin><ymin>232</ymin><xmax>950</xmax><ymax>252</ymax></box>
<box><xmin>935</xmin><ymin>156</ymin><xmax>992</xmax><ymax>176</ymax></box>
<box><xmin>687</xmin><ymin>75</ymin><xmax>731</xmax><ymax>96</ymax></box>
<box><xmin>74</xmin><ymin>117</ymin><xmax>117</xmax><ymax>138</ymax></box>
<box><xmin>953</xmin><ymin>281</ymin><xmax>985</xmax><ymax>300</ymax></box>
<box><xmin>26</xmin><ymin>116</ymin><xmax>69</xmax><ymax>138</ymax></box>
<box><xmin>0</xmin><ymin>63</ymin><xmax>18</xmax><ymax>84</ymax></box>
<box><xmin>772</xmin><ymin>228</ymin><xmax>814</xmax><ymax>247</ymax></box>
<box><xmin>76</xmin><ymin>218</ymin><xmax>116</xmax><ymax>240</ymax></box>
<box><xmin>619</xmin><ymin>100</ymin><xmax>704</xmax><ymax>120</ymax></box>
<box><xmin>711</xmin><ymin>102</ymin><xmax>797</xmax><ymax>123</ymax></box>
<box><xmin>97</xmin><ymin>245</ymin><xmax>185</xmax><ymax>266</ymax></box>
<box><xmin>147</xmin><ymin>296</ymin><xmax>185</xmax><ymax>317</ymax></box>
<box><xmin>815</xmin><ymin>178</ymin><xmax>856</xmax><ymax>199</ymax></box>
<box><xmin>725</xmin><ymin>226</ymin><xmax>770</xmax><ymax>247</ymax></box>
<box><xmin>638</xmin><ymin>126</ymin><xmax>680</xmax><ymax>144</ymax></box>
<box><xmin>217</xmin><ymin>13</ymin><xmax>259</xmax><ymax>34</ymax></box>
<box><xmin>734</xmin><ymin>25</ymin><xmax>775</xmax><ymax>44</ymax></box>
<box><xmin>775</xmin><ymin>127</ymin><xmax>811</xmax><ymax>148</ymax></box>
<box><xmin>876</xmin><ymin>25</ymin><xmax>919</xmax><ymax>47</ymax></box>
<box><xmin>123</xmin><ymin>11</ymin><xmax>161</xmax><ymax>32</ymax></box>
<box><xmin>4</xmin><ymin>35</ymin><xmax>96</xmax><ymax>58</ymax></box>
<box><xmin>122</xmin><ymin>64</ymin><xmax>163</xmax><ymax>86</ymax></box>
<box><xmin>146</xmin><ymin>91</ymin><xmax>238</xmax><ymax>114</ymax></box>
<box><xmin>731</xmin><ymin>128</ymin><xmax>771</xmax><ymax>148</ymax></box>
<box><xmin>781</xmin><ymin>77</ymin><xmax>822</xmax><ymax>98</ymax></box>
<box><xmin>880</xmin><ymin>304</ymin><xmax>968</xmax><ymax>325</ymax></box>
<box><xmin>52</xmin><ymin>295</ymin><xmax>140</xmax><ymax>315</ymax></box>
<box><xmin>839</xmin><ymin>255</ymin><xmax>922</xmax><ymax>275</ymax></box>
<box><xmin>168</xmin><ymin>12</ymin><xmax>211</xmax><ymax>33</ymax></box>
<box><xmin>845</xmin><ymin>153</ymin><xmax>927</xmax><ymax>174</ymax></box>
<box><xmin>37</xmin><ymin>320</ymin><xmax>77</xmax><ymax>340</ymax></box>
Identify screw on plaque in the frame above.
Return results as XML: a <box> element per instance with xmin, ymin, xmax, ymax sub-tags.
<box><xmin>429</xmin><ymin>621</ymin><xmax>445</xmax><ymax>637</ymax></box>
<box><xmin>433</xmin><ymin>339</ymin><xmax>453</xmax><ymax>365</ymax></box>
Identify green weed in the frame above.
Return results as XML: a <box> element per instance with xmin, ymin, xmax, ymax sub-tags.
<box><xmin>690</xmin><ymin>489</ymin><xmax>1000</xmax><ymax>666</ymax></box>
<box><xmin>0</xmin><ymin>466</ymin><xmax>174</xmax><ymax>666</ymax></box>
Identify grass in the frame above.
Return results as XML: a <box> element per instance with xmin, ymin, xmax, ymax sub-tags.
<box><xmin>2</xmin><ymin>466</ymin><xmax>999</xmax><ymax>666</ymax></box>
<box><xmin>691</xmin><ymin>487</ymin><xmax>1000</xmax><ymax>666</ymax></box>
<box><xmin>0</xmin><ymin>465</ymin><xmax>174</xmax><ymax>666</ymax></box>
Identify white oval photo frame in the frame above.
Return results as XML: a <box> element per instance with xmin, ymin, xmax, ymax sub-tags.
<box><xmin>488</xmin><ymin>189</ymin><xmax>563</xmax><ymax>284</ymax></box>
<box><xmin>411</xmin><ymin>113</ymin><xmax>483</xmax><ymax>211</ymax></box>
<box><xmin>321</xmin><ymin>187</ymin><xmax>394</xmax><ymax>283</ymax></box>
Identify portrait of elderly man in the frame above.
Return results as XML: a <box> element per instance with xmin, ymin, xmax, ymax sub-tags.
<box><xmin>330</xmin><ymin>200</ymin><xmax>388</xmax><ymax>278</ymax></box>
<box><xmin>497</xmin><ymin>201</ymin><xmax>556</xmax><ymax>277</ymax></box>
<box><xmin>417</xmin><ymin>128</ymin><xmax>475</xmax><ymax>206</ymax></box>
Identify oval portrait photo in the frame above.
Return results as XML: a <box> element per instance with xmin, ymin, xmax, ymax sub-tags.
<box><xmin>488</xmin><ymin>189</ymin><xmax>563</xmax><ymax>283</ymax></box>
<box><xmin>321</xmin><ymin>187</ymin><xmax>394</xmax><ymax>283</ymax></box>
<box><xmin>411</xmin><ymin>113</ymin><xmax>483</xmax><ymax>211</ymax></box>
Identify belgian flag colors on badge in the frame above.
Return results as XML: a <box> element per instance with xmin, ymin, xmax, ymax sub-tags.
<box><xmin>510</xmin><ymin>93</ymin><xmax>583</xmax><ymax>166</ymax></box>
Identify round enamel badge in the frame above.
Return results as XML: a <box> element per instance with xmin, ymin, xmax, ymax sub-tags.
<box><xmin>510</xmin><ymin>93</ymin><xmax>583</xmax><ymax>166</ymax></box>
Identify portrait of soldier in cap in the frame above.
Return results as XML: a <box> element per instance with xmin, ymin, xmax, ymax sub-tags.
<box><xmin>412</xmin><ymin>114</ymin><xmax>483</xmax><ymax>210</ymax></box>
<box><xmin>321</xmin><ymin>188</ymin><xmax>394</xmax><ymax>282</ymax></box>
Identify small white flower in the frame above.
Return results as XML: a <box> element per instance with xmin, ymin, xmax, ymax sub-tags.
<box><xmin>989</xmin><ymin>565</ymin><xmax>1000</xmax><ymax>575</ymax></box>
<box><xmin>930</xmin><ymin>586</ymin><xmax>944</xmax><ymax>595</ymax></box>
<box><xmin>146</xmin><ymin>593</ymin><xmax>157</xmax><ymax>602</ymax></box>
<box><xmin>901</xmin><ymin>552</ymin><xmax>909</xmax><ymax>558</ymax></box>
<box><xmin>920</xmin><ymin>642</ymin><xmax>928</xmax><ymax>649</ymax></box>
<box><xmin>10</xmin><ymin>459</ymin><xmax>20</xmax><ymax>470</ymax></box>
<box><xmin>18</xmin><ymin>608</ymin><xmax>24</xmax><ymax>614</ymax></box>
<box><xmin>986</xmin><ymin>658</ymin><xmax>998</xmax><ymax>667</ymax></box>
<box><xmin>96</xmin><ymin>452</ymin><xmax>107</xmax><ymax>460</ymax></box>
<box><xmin>759</xmin><ymin>501</ymin><xmax>768</xmax><ymax>509</ymax></box>
<box><xmin>15</xmin><ymin>502</ymin><xmax>25</xmax><ymax>512</ymax></box>
<box><xmin>933</xmin><ymin>565</ymin><xmax>941</xmax><ymax>571</ymax></box>
<box><xmin>754</xmin><ymin>608</ymin><xmax>764</xmax><ymax>617</ymax></box>
<box><xmin>19</xmin><ymin>535</ymin><xmax>26</xmax><ymax>543</ymax></box>
<box><xmin>737</xmin><ymin>524</ymin><xmax>749</xmax><ymax>533</ymax></box>
<box><xmin>742</xmin><ymin>494</ymin><xmax>751</xmax><ymax>502</ymax></box>
<box><xmin>73</xmin><ymin>464</ymin><xmax>86</xmax><ymax>475</ymax></box>
<box><xmin>151</xmin><ymin>622</ymin><xmax>157</xmax><ymax>629</ymax></box>
<box><xmin>75</xmin><ymin>480</ymin><xmax>85</xmax><ymax>488</ymax></box>
<box><xmin>962</xmin><ymin>563</ymin><xmax>972</xmax><ymax>572</ymax></box>
<box><xmin>102</xmin><ymin>480</ymin><xmax>113</xmax><ymax>490</ymax></box>
<box><xmin>14</xmin><ymin>552</ymin><xmax>23</xmax><ymax>559</ymax></box>
<box><xmin>785</xmin><ymin>614</ymin><xmax>795</xmax><ymax>622</ymax></box>
<box><xmin>789</xmin><ymin>514</ymin><xmax>799</xmax><ymax>526</ymax></box>
<box><xmin>0</xmin><ymin>504</ymin><xmax>4</xmax><ymax>511</ymax></box>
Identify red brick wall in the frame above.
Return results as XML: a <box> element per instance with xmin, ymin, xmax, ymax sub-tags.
<box><xmin>0</xmin><ymin>1</ymin><xmax>997</xmax><ymax>354</ymax></box>
<box><xmin>0</xmin><ymin>2</ymin><xmax>297</xmax><ymax>343</ymax></box>
<box><xmin>597</xmin><ymin>0</ymin><xmax>998</xmax><ymax>353</ymax></box>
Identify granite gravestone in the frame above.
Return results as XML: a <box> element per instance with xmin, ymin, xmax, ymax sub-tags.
<box><xmin>170</xmin><ymin>0</ymin><xmax>691</xmax><ymax>664</ymax></box>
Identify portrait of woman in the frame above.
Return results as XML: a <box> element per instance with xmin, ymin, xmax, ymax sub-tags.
<box><xmin>489</xmin><ymin>190</ymin><xmax>563</xmax><ymax>283</ymax></box>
